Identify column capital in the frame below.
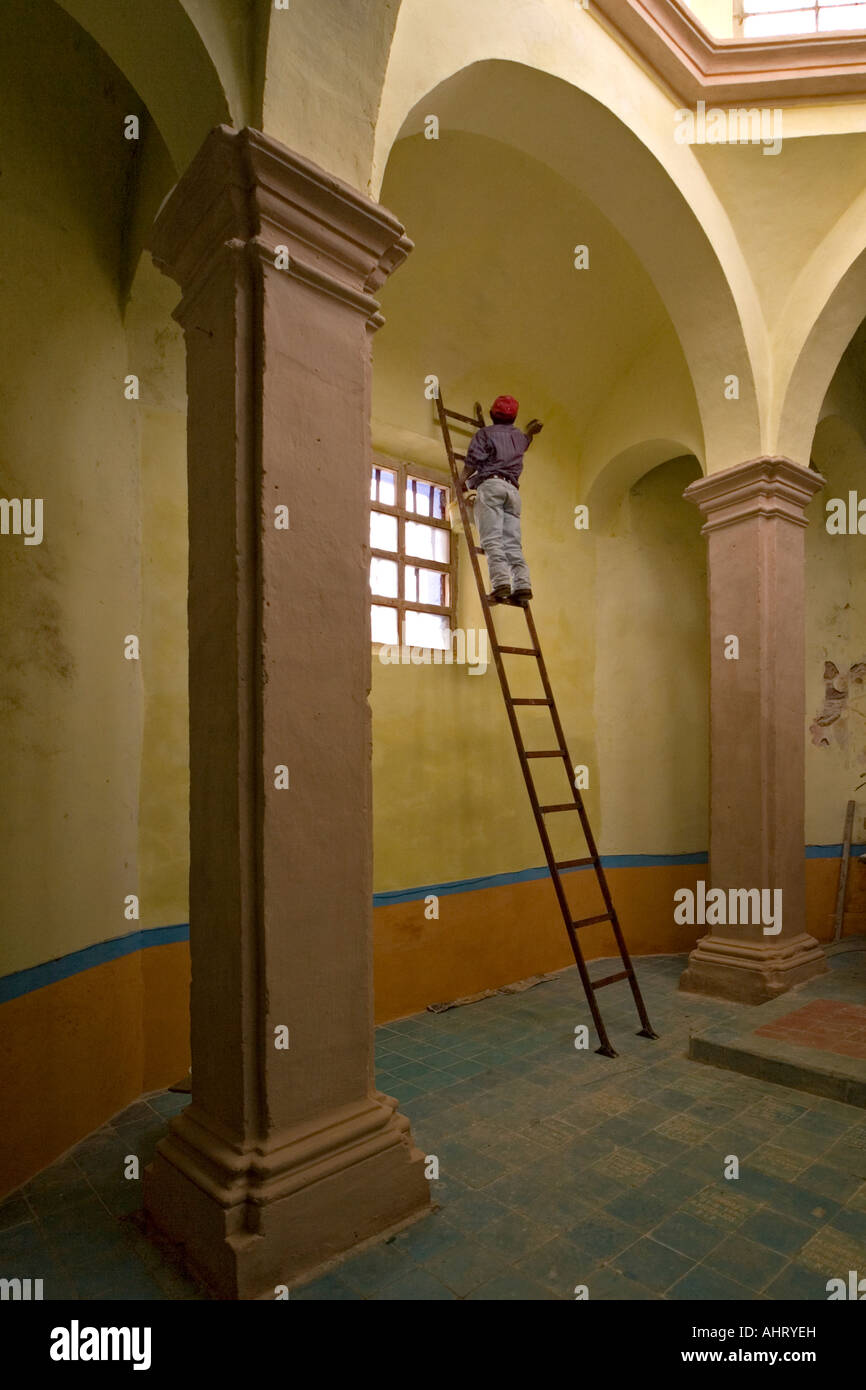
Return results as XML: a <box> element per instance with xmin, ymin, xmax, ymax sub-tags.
<box><xmin>150</xmin><ymin>125</ymin><xmax>413</xmax><ymax>326</ymax></box>
<box><xmin>683</xmin><ymin>456</ymin><xmax>825</xmax><ymax>534</ymax></box>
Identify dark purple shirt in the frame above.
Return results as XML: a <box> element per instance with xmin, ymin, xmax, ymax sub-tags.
<box><xmin>465</xmin><ymin>423</ymin><xmax>531</xmax><ymax>488</ymax></box>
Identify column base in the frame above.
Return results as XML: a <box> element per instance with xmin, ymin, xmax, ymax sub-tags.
<box><xmin>679</xmin><ymin>932</ymin><xmax>827</xmax><ymax>1004</ymax></box>
<box><xmin>143</xmin><ymin>1092</ymin><xmax>430</xmax><ymax>1299</ymax></box>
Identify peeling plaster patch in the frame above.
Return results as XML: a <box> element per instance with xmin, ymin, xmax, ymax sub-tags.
<box><xmin>810</xmin><ymin>658</ymin><xmax>866</xmax><ymax>772</ymax></box>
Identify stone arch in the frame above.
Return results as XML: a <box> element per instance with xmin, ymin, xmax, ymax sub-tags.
<box><xmin>586</xmin><ymin>438</ymin><xmax>701</xmax><ymax>533</ymax></box>
<box><xmin>55</xmin><ymin>0</ymin><xmax>237</xmax><ymax>172</ymax></box>
<box><xmin>776</xmin><ymin>201</ymin><xmax>866</xmax><ymax>463</ymax></box>
<box><xmin>373</xmin><ymin>32</ymin><xmax>764</xmax><ymax>473</ymax></box>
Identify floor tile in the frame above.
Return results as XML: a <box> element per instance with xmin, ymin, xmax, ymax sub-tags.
<box><xmin>582</xmin><ymin>1265</ymin><xmax>661</xmax><ymax>1300</ymax></box>
<box><xmin>514</xmin><ymin>1237</ymin><xmax>599</xmax><ymax>1297</ymax></box>
<box><xmin>563</xmin><ymin>1211</ymin><xmax>641</xmax><ymax>1261</ymax></box>
<box><xmin>669</xmin><ymin>1265</ymin><xmax>754</xmax><ymax>1301</ymax></box>
<box><xmin>389</xmin><ymin>1215</ymin><xmax>463</xmax><ymax>1263</ymax></box>
<box><xmin>474</xmin><ymin>1209</ymin><xmax>558</xmax><ymax>1261</ymax></box>
<box><xmin>337</xmin><ymin>1244</ymin><xmax>415</xmax><ymax>1296</ymax></box>
<box><xmin>0</xmin><ymin>1196</ymin><xmax>32</xmax><ymax>1233</ymax></box>
<box><xmin>613</xmin><ymin>1236</ymin><xmax>695</xmax><ymax>1292</ymax></box>
<box><xmin>424</xmin><ymin>1238</ymin><xmax>509</xmax><ymax>1296</ymax></box>
<box><xmin>703</xmin><ymin>1232</ymin><xmax>788</xmax><ymax>1291</ymax></box>
<box><xmin>739</xmin><ymin>1207</ymin><xmax>815</xmax><ymax>1257</ymax></box>
<box><xmin>764</xmin><ymin>1263</ymin><xmax>829</xmax><ymax>1300</ymax></box>
<box><xmin>375</xmin><ymin>1267</ymin><xmax>457</xmax><ymax>1300</ymax></box>
<box><xmin>466</xmin><ymin>1270</ymin><xmax>553</xmax><ymax>1300</ymax></box>
<box><xmin>653</xmin><ymin>1210</ymin><xmax>724</xmax><ymax>1260</ymax></box>
<box><xmin>440</xmin><ymin>1191</ymin><xmax>510</xmax><ymax>1233</ymax></box>
<box><xmin>292</xmin><ymin>1272</ymin><xmax>361</xmax><ymax>1300</ymax></box>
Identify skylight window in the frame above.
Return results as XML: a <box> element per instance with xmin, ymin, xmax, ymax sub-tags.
<box><xmin>737</xmin><ymin>0</ymin><xmax>866</xmax><ymax>36</ymax></box>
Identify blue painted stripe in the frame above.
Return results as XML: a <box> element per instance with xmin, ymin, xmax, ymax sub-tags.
<box><xmin>806</xmin><ymin>842</ymin><xmax>866</xmax><ymax>859</ymax></box>
<box><xmin>373</xmin><ymin>843</ymin><xmax>866</xmax><ymax>905</ymax></box>
<box><xmin>372</xmin><ymin>851</ymin><xmax>710</xmax><ymax>906</ymax></box>
<box><xmin>0</xmin><ymin>924</ymin><xmax>189</xmax><ymax>1005</ymax></box>
<box><xmin>2</xmin><ymin>842</ymin><xmax>862</xmax><ymax>1002</ymax></box>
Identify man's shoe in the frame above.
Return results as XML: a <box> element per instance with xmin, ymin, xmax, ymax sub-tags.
<box><xmin>510</xmin><ymin>588</ymin><xmax>533</xmax><ymax>606</ymax></box>
<box><xmin>487</xmin><ymin>585</ymin><xmax>512</xmax><ymax>604</ymax></box>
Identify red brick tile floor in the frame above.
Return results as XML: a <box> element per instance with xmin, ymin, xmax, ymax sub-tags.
<box><xmin>756</xmin><ymin>1000</ymin><xmax>866</xmax><ymax>1061</ymax></box>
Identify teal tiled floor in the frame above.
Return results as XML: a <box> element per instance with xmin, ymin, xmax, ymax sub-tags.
<box><xmin>3</xmin><ymin>953</ymin><xmax>866</xmax><ymax>1299</ymax></box>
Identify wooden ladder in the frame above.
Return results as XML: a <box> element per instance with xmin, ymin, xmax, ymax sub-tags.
<box><xmin>435</xmin><ymin>393</ymin><xmax>658</xmax><ymax>1057</ymax></box>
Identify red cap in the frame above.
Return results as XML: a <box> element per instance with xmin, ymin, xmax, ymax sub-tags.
<box><xmin>491</xmin><ymin>395</ymin><xmax>519</xmax><ymax>421</ymax></box>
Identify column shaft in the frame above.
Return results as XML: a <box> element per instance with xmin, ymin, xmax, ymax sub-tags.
<box><xmin>142</xmin><ymin>126</ymin><xmax>429</xmax><ymax>1297</ymax></box>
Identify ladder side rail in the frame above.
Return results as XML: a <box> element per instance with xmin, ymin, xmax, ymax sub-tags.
<box><xmin>524</xmin><ymin>605</ymin><xmax>658</xmax><ymax>1038</ymax></box>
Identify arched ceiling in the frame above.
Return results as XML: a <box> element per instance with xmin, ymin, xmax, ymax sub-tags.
<box><xmin>54</xmin><ymin>0</ymin><xmax>237</xmax><ymax>171</ymax></box>
<box><xmin>45</xmin><ymin>0</ymin><xmax>866</xmax><ymax>470</ymax></box>
<box><xmin>378</xmin><ymin>59</ymin><xmax>763</xmax><ymax>474</ymax></box>
<box><xmin>373</xmin><ymin>130</ymin><xmax>703</xmax><ymax>487</ymax></box>
<box><xmin>776</xmin><ymin>198</ymin><xmax>866</xmax><ymax>462</ymax></box>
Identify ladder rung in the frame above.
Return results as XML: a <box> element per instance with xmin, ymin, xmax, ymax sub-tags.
<box><xmin>510</xmin><ymin>698</ymin><xmax>552</xmax><ymax>706</ymax></box>
<box><xmin>525</xmin><ymin>750</ymin><xmax>565</xmax><ymax>759</ymax></box>
<box><xmin>591</xmin><ymin>970</ymin><xmax>629</xmax><ymax>990</ymax></box>
<box><xmin>572</xmin><ymin>912</ymin><xmax>611</xmax><ymax>928</ymax></box>
<box><xmin>452</xmin><ymin>451</ymin><xmax>466</xmax><ymax>461</ymax></box>
<box><xmin>472</xmin><ymin>546</ymin><xmax>485</xmax><ymax>554</ymax></box>
<box><xmin>556</xmin><ymin>857</ymin><xmax>595</xmax><ymax>870</ymax></box>
<box><xmin>498</xmin><ymin>645</ymin><xmax>539</xmax><ymax>656</ymax></box>
<box><xmin>540</xmin><ymin>802</ymin><xmax>578</xmax><ymax>813</ymax></box>
<box><xmin>444</xmin><ymin>408</ymin><xmax>481</xmax><ymax>425</ymax></box>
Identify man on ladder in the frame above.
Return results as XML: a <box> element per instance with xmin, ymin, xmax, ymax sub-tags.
<box><xmin>461</xmin><ymin>394</ymin><xmax>543</xmax><ymax>607</ymax></box>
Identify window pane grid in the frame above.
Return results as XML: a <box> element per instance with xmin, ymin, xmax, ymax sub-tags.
<box><xmin>370</xmin><ymin>466</ymin><xmax>396</xmax><ymax>506</ymax></box>
<box><xmin>405</xmin><ymin>475</ymin><xmax>448</xmax><ymax>520</ymax></box>
<box><xmin>370</xmin><ymin>510</ymin><xmax>398</xmax><ymax>551</ymax></box>
<box><xmin>369</xmin><ymin>457</ymin><xmax>456</xmax><ymax>649</ymax></box>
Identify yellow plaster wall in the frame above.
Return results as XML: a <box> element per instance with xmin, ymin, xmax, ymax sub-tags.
<box><xmin>371</xmin><ymin>130</ymin><xmax>705</xmax><ymax>894</ymax></box>
<box><xmin>595</xmin><ymin>457</ymin><xmax>708</xmax><ymax>855</ymax></box>
<box><xmin>370</xmin><ymin>130</ymin><xmax>709</xmax><ymax>906</ymax></box>
<box><xmin>0</xmin><ymin>0</ymin><xmax>144</xmax><ymax>978</ymax></box>
<box><xmin>261</xmin><ymin>0</ymin><xmax>401</xmax><ymax>193</ymax></box>
<box><xmin>683</xmin><ymin>0</ymin><xmax>735</xmax><ymax>36</ymax></box>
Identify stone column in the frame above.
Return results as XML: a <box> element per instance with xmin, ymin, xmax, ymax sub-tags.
<box><xmin>679</xmin><ymin>457</ymin><xmax>828</xmax><ymax>1003</ymax></box>
<box><xmin>142</xmin><ymin>126</ymin><xmax>429</xmax><ymax>1299</ymax></box>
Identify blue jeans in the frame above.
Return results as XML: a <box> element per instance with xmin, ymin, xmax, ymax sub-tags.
<box><xmin>474</xmin><ymin>477</ymin><xmax>531</xmax><ymax>592</ymax></box>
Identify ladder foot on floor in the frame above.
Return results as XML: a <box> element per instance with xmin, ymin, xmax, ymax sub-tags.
<box><xmin>637</xmin><ymin>1028</ymin><xmax>660</xmax><ymax>1040</ymax></box>
<box><xmin>595</xmin><ymin>1045</ymin><xmax>618</xmax><ymax>1059</ymax></box>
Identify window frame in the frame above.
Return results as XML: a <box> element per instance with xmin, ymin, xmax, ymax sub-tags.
<box><xmin>370</xmin><ymin>453</ymin><xmax>458</xmax><ymax>651</ymax></box>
